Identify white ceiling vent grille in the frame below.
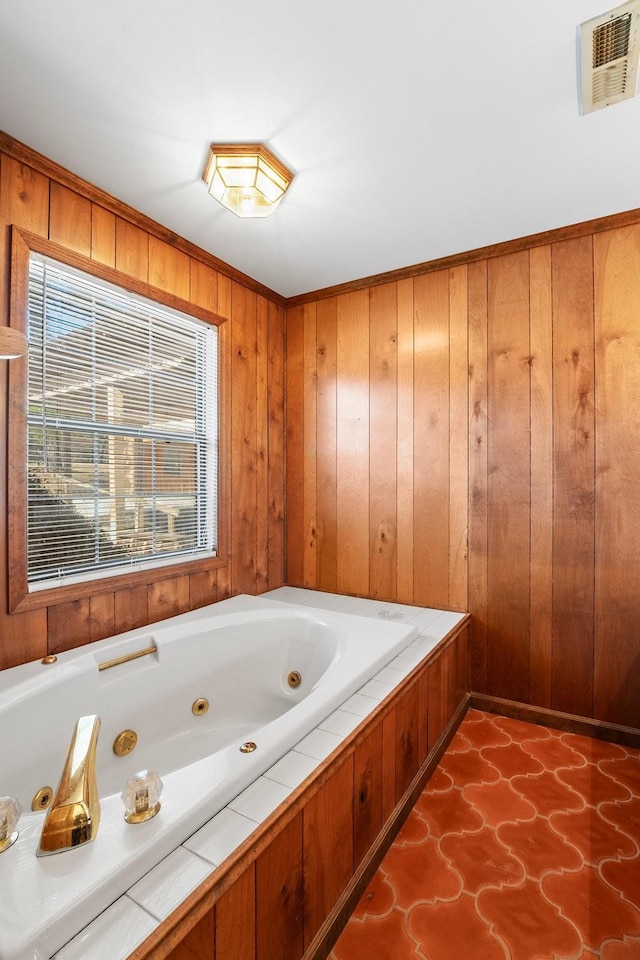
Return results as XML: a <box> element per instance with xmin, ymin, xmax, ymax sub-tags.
<box><xmin>580</xmin><ymin>0</ymin><xmax>640</xmax><ymax>113</ymax></box>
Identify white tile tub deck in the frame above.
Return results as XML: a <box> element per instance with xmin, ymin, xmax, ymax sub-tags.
<box><xmin>52</xmin><ymin>588</ymin><xmax>465</xmax><ymax>960</ymax></box>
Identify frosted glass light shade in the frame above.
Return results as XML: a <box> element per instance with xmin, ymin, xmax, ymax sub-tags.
<box><xmin>203</xmin><ymin>144</ymin><xmax>293</xmax><ymax>218</ymax></box>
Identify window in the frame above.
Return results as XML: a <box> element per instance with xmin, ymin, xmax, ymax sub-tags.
<box><xmin>12</xmin><ymin>244</ymin><xmax>220</xmax><ymax>598</ymax></box>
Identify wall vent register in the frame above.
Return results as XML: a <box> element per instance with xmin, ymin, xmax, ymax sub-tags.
<box><xmin>580</xmin><ymin>0</ymin><xmax>640</xmax><ymax>112</ymax></box>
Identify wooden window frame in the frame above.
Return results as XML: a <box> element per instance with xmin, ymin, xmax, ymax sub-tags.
<box><xmin>7</xmin><ymin>228</ymin><xmax>230</xmax><ymax>614</ymax></box>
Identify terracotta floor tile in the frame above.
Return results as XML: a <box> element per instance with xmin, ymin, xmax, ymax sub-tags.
<box><xmin>447</xmin><ymin>730</ymin><xmax>473</xmax><ymax>753</ymax></box>
<box><xmin>600</xmin><ymin>937</ymin><xmax>640</xmax><ymax>959</ymax></box>
<box><xmin>440</xmin><ymin>824</ymin><xmax>525</xmax><ymax>893</ymax></box>
<box><xmin>331</xmin><ymin>713</ymin><xmax>640</xmax><ymax>960</ymax></box>
<box><xmin>599</xmin><ymin>755</ymin><xmax>640</xmax><ymax>798</ymax></box>
<box><xmin>478</xmin><ymin>876</ymin><xmax>582</xmax><ymax>960</ymax></box>
<box><xmin>549</xmin><ymin>806</ymin><xmax>637</xmax><ymax>865</ymax></box>
<box><xmin>600</xmin><ymin>857</ymin><xmax>640</xmax><ymax>910</ymax></box>
<box><xmin>463</xmin><ymin>778</ymin><xmax>538</xmax><ymax>827</ymax></box>
<box><xmin>458</xmin><ymin>717</ymin><xmax>512</xmax><ymax>750</ymax></box>
<box><xmin>497</xmin><ymin>815</ymin><xmax>584</xmax><ymax>879</ymax></box>
<box><xmin>557</xmin><ymin>765</ymin><xmax>632</xmax><ymax>807</ymax></box>
<box><xmin>394</xmin><ymin>808</ymin><xmax>431</xmax><ymax>847</ymax></box>
<box><xmin>414</xmin><ymin>785</ymin><xmax>485</xmax><ymax>837</ymax></box>
<box><xmin>599</xmin><ymin>797</ymin><xmax>640</xmax><ymax>847</ymax></box>
<box><xmin>511</xmin><ymin>770</ymin><xmax>586</xmax><ymax>817</ymax></box>
<box><xmin>464</xmin><ymin>708</ymin><xmax>491</xmax><ymax>724</ymax></box>
<box><xmin>408</xmin><ymin>893</ymin><xmax>508</xmax><ymax>960</ymax></box>
<box><xmin>381</xmin><ymin>834</ymin><xmax>463</xmax><ymax>909</ymax></box>
<box><xmin>560</xmin><ymin>733</ymin><xmax>627</xmax><ymax>766</ymax></box>
<box><xmin>332</xmin><ymin>908</ymin><xmax>422</xmax><ymax>960</ymax></box>
<box><xmin>350</xmin><ymin>870</ymin><xmax>397</xmax><ymax>921</ymax></box>
<box><xmin>521</xmin><ymin>735</ymin><xmax>588</xmax><ymax>772</ymax></box>
<box><xmin>491</xmin><ymin>715</ymin><xmax>554</xmax><ymax>743</ymax></box>
<box><xmin>426</xmin><ymin>767</ymin><xmax>455</xmax><ymax>793</ymax></box>
<box><xmin>439</xmin><ymin>749</ymin><xmax>501</xmax><ymax>789</ymax></box>
<box><xmin>543</xmin><ymin>864</ymin><xmax>640</xmax><ymax>950</ymax></box>
<box><xmin>480</xmin><ymin>741</ymin><xmax>546</xmax><ymax>779</ymax></box>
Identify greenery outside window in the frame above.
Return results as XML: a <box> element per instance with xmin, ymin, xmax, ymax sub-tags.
<box><xmin>8</xmin><ymin>232</ymin><xmax>225</xmax><ymax>611</ymax></box>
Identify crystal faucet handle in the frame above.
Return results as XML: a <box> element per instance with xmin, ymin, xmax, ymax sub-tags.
<box><xmin>0</xmin><ymin>796</ymin><xmax>22</xmax><ymax>853</ymax></box>
<box><xmin>122</xmin><ymin>771</ymin><xmax>163</xmax><ymax>824</ymax></box>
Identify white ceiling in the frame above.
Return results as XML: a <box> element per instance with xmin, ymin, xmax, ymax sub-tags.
<box><xmin>0</xmin><ymin>1</ymin><xmax>639</xmax><ymax>299</ymax></box>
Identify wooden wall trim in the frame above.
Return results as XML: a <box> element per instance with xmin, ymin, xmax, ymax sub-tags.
<box><xmin>285</xmin><ymin>206</ymin><xmax>640</xmax><ymax>307</ymax></box>
<box><xmin>470</xmin><ymin>693</ymin><xmax>640</xmax><ymax>748</ymax></box>
<box><xmin>0</xmin><ymin>131</ymin><xmax>286</xmax><ymax>307</ymax></box>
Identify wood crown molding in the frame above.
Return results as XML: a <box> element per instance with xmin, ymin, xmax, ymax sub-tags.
<box><xmin>0</xmin><ymin>131</ymin><xmax>287</xmax><ymax>308</ymax></box>
<box><xmin>286</xmin><ymin>204</ymin><xmax>640</xmax><ymax>306</ymax></box>
<box><xmin>4</xmin><ymin>128</ymin><xmax>640</xmax><ymax>310</ymax></box>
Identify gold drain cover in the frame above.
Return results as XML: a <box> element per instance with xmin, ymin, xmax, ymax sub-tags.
<box><xmin>113</xmin><ymin>729</ymin><xmax>138</xmax><ymax>757</ymax></box>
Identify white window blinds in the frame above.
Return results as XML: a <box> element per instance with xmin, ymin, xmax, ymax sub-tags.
<box><xmin>27</xmin><ymin>252</ymin><xmax>218</xmax><ymax>588</ymax></box>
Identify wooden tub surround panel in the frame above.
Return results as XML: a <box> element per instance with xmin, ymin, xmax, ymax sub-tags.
<box><xmin>123</xmin><ymin>620</ymin><xmax>469</xmax><ymax>960</ymax></box>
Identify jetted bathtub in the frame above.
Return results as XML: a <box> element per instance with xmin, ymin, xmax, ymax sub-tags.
<box><xmin>0</xmin><ymin>594</ymin><xmax>417</xmax><ymax>960</ymax></box>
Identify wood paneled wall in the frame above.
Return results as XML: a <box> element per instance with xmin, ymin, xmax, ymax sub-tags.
<box><xmin>0</xmin><ymin>148</ymin><xmax>286</xmax><ymax>671</ymax></box>
<box><xmin>286</xmin><ymin>226</ymin><xmax>640</xmax><ymax>731</ymax></box>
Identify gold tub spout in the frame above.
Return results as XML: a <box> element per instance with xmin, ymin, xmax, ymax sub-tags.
<box><xmin>37</xmin><ymin>715</ymin><xmax>101</xmax><ymax>856</ymax></box>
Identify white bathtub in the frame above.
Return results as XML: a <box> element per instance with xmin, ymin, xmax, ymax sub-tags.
<box><xmin>0</xmin><ymin>594</ymin><xmax>417</xmax><ymax>960</ymax></box>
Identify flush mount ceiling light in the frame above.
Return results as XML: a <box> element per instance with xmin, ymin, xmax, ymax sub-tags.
<box><xmin>202</xmin><ymin>143</ymin><xmax>294</xmax><ymax>218</ymax></box>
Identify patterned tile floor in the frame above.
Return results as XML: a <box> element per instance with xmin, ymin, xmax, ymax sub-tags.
<box><xmin>329</xmin><ymin>709</ymin><xmax>640</xmax><ymax>960</ymax></box>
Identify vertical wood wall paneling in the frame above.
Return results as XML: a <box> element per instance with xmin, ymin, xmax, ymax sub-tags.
<box><xmin>412</xmin><ymin>270</ymin><xmax>450</xmax><ymax>607</ymax></box>
<box><xmin>90</xmin><ymin>205</ymin><xmax>116</xmax><ymax>267</ymax></box>
<box><xmin>381</xmin><ymin>709</ymin><xmax>397</xmax><ymax>822</ymax></box>
<box><xmin>189</xmin><ymin>258</ymin><xmax>219</xmax><ymax>314</ymax></box>
<box><xmin>394</xmin><ymin>679</ymin><xmax>420</xmax><ymax>801</ymax></box>
<box><xmin>550</xmin><ymin>236</ymin><xmax>595</xmax><ymax>717</ymax></box>
<box><xmin>49</xmin><ymin>182</ymin><xmax>91</xmax><ymax>255</ymax></box>
<box><xmin>315</xmin><ymin>297</ymin><xmax>338</xmax><ymax>592</ymax></box>
<box><xmin>231</xmin><ymin>283</ymin><xmax>259</xmax><ymax>594</ymax></box>
<box><xmin>336</xmin><ymin>291</ymin><xmax>370</xmax><ymax>597</ymax></box>
<box><xmin>353</xmin><ymin>720</ymin><xmax>384</xmax><ymax>869</ymax></box>
<box><xmin>594</xmin><ymin>226</ymin><xmax>640</xmax><ymax>727</ymax></box>
<box><xmin>0</xmin><ymin>156</ymin><xmax>49</xmax><ymax>234</ymax></box>
<box><xmin>267</xmin><ymin>301</ymin><xmax>286</xmax><ymax>590</ymax></box>
<box><xmin>148</xmin><ymin>236</ymin><xmax>190</xmax><ymax>300</ymax></box>
<box><xmin>303</xmin><ymin>756</ymin><xmax>354</xmax><ymax>949</ymax></box>
<box><xmin>528</xmin><ymin>245</ymin><xmax>554</xmax><ymax>708</ymax></box>
<box><xmin>256</xmin><ymin>813</ymin><xmax>304</xmax><ymax>960</ymax></box>
<box><xmin>467</xmin><ymin>260</ymin><xmax>488</xmax><ymax>692</ymax></box>
<box><xmin>114</xmin><ymin>584</ymin><xmax>150</xmax><ymax>634</ymax></box>
<box><xmin>165</xmin><ymin>910</ymin><xmax>214</xmax><ymax>960</ymax></box>
<box><xmin>214</xmin><ymin>866</ymin><xmax>256</xmax><ymax>960</ymax></box>
<box><xmin>369</xmin><ymin>282</ymin><xmax>398</xmax><ymax>599</ymax></box>
<box><xmin>148</xmin><ymin>575</ymin><xmax>190</xmax><ymax>622</ymax></box>
<box><xmin>396</xmin><ymin>278</ymin><xmax>415</xmax><ymax>603</ymax></box>
<box><xmin>449</xmin><ymin>264</ymin><xmax>469</xmax><ymax>610</ymax></box>
<box><xmin>115</xmin><ymin>217</ymin><xmax>149</xmax><ymax>282</ymax></box>
<box><xmin>285</xmin><ymin>305</ymin><xmax>305</xmax><ymax>585</ymax></box>
<box><xmin>255</xmin><ymin>295</ymin><xmax>270</xmax><ymax>593</ymax></box>
<box><xmin>486</xmin><ymin>252</ymin><xmax>531</xmax><ymax>703</ymax></box>
<box><xmin>302</xmin><ymin>303</ymin><xmax>318</xmax><ymax>586</ymax></box>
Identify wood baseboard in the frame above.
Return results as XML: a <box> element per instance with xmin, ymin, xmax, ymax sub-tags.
<box><xmin>469</xmin><ymin>693</ymin><xmax>640</xmax><ymax>749</ymax></box>
<box><xmin>303</xmin><ymin>693</ymin><xmax>471</xmax><ymax>960</ymax></box>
